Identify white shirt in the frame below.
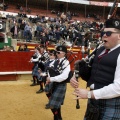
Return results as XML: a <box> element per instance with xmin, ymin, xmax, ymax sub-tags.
<box><xmin>50</xmin><ymin>57</ymin><xmax>70</xmax><ymax>83</ymax></box>
<box><xmin>30</xmin><ymin>51</ymin><xmax>41</xmax><ymax>63</ymax></box>
<box><xmin>93</xmin><ymin>44</ymin><xmax>120</xmax><ymax>99</ymax></box>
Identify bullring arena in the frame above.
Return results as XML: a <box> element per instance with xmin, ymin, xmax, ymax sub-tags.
<box><xmin>0</xmin><ymin>0</ymin><xmax>118</xmax><ymax>120</ymax></box>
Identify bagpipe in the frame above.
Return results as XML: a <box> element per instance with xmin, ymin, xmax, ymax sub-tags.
<box><xmin>38</xmin><ymin>51</ymin><xmax>49</xmax><ymax>72</ymax></box>
<box><xmin>39</xmin><ymin>51</ymin><xmax>49</xmax><ymax>62</ymax></box>
<box><xmin>108</xmin><ymin>0</ymin><xmax>119</xmax><ymax>19</ymax></box>
<box><xmin>38</xmin><ymin>62</ymin><xmax>46</xmax><ymax>72</ymax></box>
<box><xmin>74</xmin><ymin>41</ymin><xmax>104</xmax><ymax>82</ymax></box>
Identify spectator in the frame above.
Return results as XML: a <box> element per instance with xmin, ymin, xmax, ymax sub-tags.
<box><xmin>24</xmin><ymin>22</ymin><xmax>32</xmax><ymax>42</ymax></box>
<box><xmin>20</xmin><ymin>6</ymin><xmax>23</xmax><ymax>12</ymax></box>
<box><xmin>23</xmin><ymin>44</ymin><xmax>30</xmax><ymax>51</ymax></box>
<box><xmin>20</xmin><ymin>20</ymin><xmax>25</xmax><ymax>39</ymax></box>
<box><xmin>10</xmin><ymin>22</ymin><xmax>20</xmax><ymax>39</ymax></box>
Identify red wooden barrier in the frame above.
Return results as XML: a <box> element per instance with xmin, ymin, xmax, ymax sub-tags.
<box><xmin>0</xmin><ymin>51</ymin><xmax>81</xmax><ymax>72</ymax></box>
<box><xmin>0</xmin><ymin>51</ymin><xmax>82</xmax><ymax>81</ymax></box>
<box><xmin>0</xmin><ymin>51</ymin><xmax>34</xmax><ymax>72</ymax></box>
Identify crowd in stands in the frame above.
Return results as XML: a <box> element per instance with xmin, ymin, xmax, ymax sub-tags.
<box><xmin>5</xmin><ymin>11</ymin><xmax>104</xmax><ymax>47</ymax></box>
<box><xmin>0</xmin><ymin>2</ymin><xmax>107</xmax><ymax>52</ymax></box>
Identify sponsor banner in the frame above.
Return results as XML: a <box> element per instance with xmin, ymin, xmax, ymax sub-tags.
<box><xmin>90</xmin><ymin>1</ymin><xmax>108</xmax><ymax>6</ymax></box>
<box><xmin>54</xmin><ymin>0</ymin><xmax>89</xmax><ymax>2</ymax></box>
<box><xmin>54</xmin><ymin>0</ymin><xmax>70</xmax><ymax>2</ymax></box>
<box><xmin>54</xmin><ymin>0</ymin><xmax>120</xmax><ymax>7</ymax></box>
<box><xmin>70</xmin><ymin>0</ymin><xmax>89</xmax><ymax>5</ymax></box>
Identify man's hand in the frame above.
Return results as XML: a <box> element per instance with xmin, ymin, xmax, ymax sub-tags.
<box><xmin>73</xmin><ymin>88</ymin><xmax>89</xmax><ymax>99</ymax></box>
<box><xmin>70</xmin><ymin>75</ymin><xmax>79</xmax><ymax>88</ymax></box>
<box><xmin>46</xmin><ymin>77</ymin><xmax>51</xmax><ymax>85</ymax></box>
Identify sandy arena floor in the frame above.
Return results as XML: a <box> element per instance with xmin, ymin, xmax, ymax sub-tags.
<box><xmin>0</xmin><ymin>79</ymin><xmax>87</xmax><ymax>120</ymax></box>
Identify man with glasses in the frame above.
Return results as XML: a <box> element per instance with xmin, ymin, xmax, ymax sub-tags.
<box><xmin>70</xmin><ymin>18</ymin><xmax>120</xmax><ymax>120</ymax></box>
<box><xmin>46</xmin><ymin>45</ymin><xmax>70</xmax><ymax>120</ymax></box>
<box><xmin>30</xmin><ymin>46</ymin><xmax>41</xmax><ymax>86</ymax></box>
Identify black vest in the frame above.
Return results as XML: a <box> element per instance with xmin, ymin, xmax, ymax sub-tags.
<box><xmin>87</xmin><ymin>46</ymin><xmax>120</xmax><ymax>89</ymax></box>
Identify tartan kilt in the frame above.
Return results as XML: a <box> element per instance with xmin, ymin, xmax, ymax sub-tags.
<box><xmin>44</xmin><ymin>82</ymin><xmax>54</xmax><ymax>93</ymax></box>
<box><xmin>99</xmin><ymin>97</ymin><xmax>120</xmax><ymax>120</ymax></box>
<box><xmin>84</xmin><ymin>97</ymin><xmax>120</xmax><ymax>120</ymax></box>
<box><xmin>49</xmin><ymin>83</ymin><xmax>67</xmax><ymax>109</ymax></box>
<box><xmin>32</xmin><ymin>64</ymin><xmax>39</xmax><ymax>78</ymax></box>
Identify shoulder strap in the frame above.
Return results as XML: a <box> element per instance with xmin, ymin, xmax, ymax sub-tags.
<box><xmin>59</xmin><ymin>57</ymin><xmax>66</xmax><ymax>67</ymax></box>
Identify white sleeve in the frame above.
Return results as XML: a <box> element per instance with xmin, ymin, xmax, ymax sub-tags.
<box><xmin>93</xmin><ymin>54</ymin><xmax>120</xmax><ymax>99</ymax></box>
<box><xmin>30</xmin><ymin>54</ymin><xmax>41</xmax><ymax>62</ymax></box>
<box><xmin>50</xmin><ymin>60</ymin><xmax>71</xmax><ymax>82</ymax></box>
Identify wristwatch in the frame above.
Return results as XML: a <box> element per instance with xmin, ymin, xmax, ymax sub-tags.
<box><xmin>87</xmin><ymin>91</ymin><xmax>92</xmax><ymax>99</ymax></box>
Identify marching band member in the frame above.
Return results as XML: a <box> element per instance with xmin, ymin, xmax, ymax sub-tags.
<box><xmin>30</xmin><ymin>46</ymin><xmax>41</xmax><ymax>86</ymax></box>
<box><xmin>46</xmin><ymin>45</ymin><xmax>70</xmax><ymax>120</ymax></box>
<box><xmin>42</xmin><ymin>50</ymin><xmax>57</xmax><ymax>109</ymax></box>
<box><xmin>70</xmin><ymin>18</ymin><xmax>120</xmax><ymax>119</ymax></box>
<box><xmin>36</xmin><ymin>49</ymin><xmax>56</xmax><ymax>94</ymax></box>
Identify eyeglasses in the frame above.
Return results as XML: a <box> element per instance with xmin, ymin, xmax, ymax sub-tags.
<box><xmin>56</xmin><ymin>51</ymin><xmax>64</xmax><ymax>54</ymax></box>
<box><xmin>101</xmin><ymin>31</ymin><xmax>120</xmax><ymax>37</ymax></box>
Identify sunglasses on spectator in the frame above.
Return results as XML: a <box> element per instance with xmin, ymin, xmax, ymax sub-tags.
<box><xmin>101</xmin><ymin>31</ymin><xmax>120</xmax><ymax>37</ymax></box>
<box><xmin>56</xmin><ymin>51</ymin><xmax>64</xmax><ymax>54</ymax></box>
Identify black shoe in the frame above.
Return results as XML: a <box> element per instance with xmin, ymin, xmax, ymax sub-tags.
<box><xmin>45</xmin><ymin>104</ymin><xmax>50</xmax><ymax>109</ymax></box>
<box><xmin>58</xmin><ymin>118</ymin><xmax>62</xmax><ymax>120</ymax></box>
<box><xmin>36</xmin><ymin>89</ymin><xmax>44</xmax><ymax>94</ymax></box>
<box><xmin>45</xmin><ymin>103</ymin><xmax>49</xmax><ymax>106</ymax></box>
<box><xmin>45</xmin><ymin>105</ymin><xmax>50</xmax><ymax>109</ymax></box>
<box><xmin>54</xmin><ymin>116</ymin><xmax>62</xmax><ymax>120</ymax></box>
<box><xmin>30</xmin><ymin>83</ymin><xmax>36</xmax><ymax>86</ymax></box>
